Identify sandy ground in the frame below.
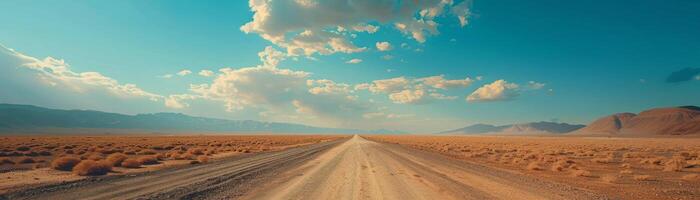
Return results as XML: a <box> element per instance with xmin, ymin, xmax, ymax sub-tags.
<box><xmin>242</xmin><ymin>135</ymin><xmax>605</xmax><ymax>200</ymax></box>
<box><xmin>1</xmin><ymin>139</ymin><xmax>345</xmax><ymax>200</ymax></box>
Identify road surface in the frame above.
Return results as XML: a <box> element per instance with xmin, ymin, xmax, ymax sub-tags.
<box><xmin>4</xmin><ymin>135</ymin><xmax>608</xmax><ymax>200</ymax></box>
<box><xmin>242</xmin><ymin>135</ymin><xmax>607</xmax><ymax>200</ymax></box>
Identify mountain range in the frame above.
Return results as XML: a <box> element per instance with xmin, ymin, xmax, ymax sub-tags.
<box><xmin>440</xmin><ymin>121</ymin><xmax>585</xmax><ymax>135</ymax></box>
<box><xmin>0</xmin><ymin>104</ymin><xmax>403</xmax><ymax>134</ymax></box>
<box><xmin>574</xmin><ymin>106</ymin><xmax>700</xmax><ymax>135</ymax></box>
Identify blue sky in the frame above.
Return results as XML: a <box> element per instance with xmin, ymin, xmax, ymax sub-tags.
<box><xmin>1</xmin><ymin>0</ymin><xmax>699</xmax><ymax>132</ymax></box>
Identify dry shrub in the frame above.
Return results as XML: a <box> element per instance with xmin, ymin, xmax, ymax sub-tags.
<box><xmin>73</xmin><ymin>160</ymin><xmax>112</xmax><ymax>176</ymax></box>
<box><xmin>120</xmin><ymin>158</ymin><xmax>142</xmax><ymax>168</ymax></box>
<box><xmin>572</xmin><ymin>169</ymin><xmax>593</xmax><ymax>177</ymax></box>
<box><xmin>196</xmin><ymin>156</ymin><xmax>209</xmax><ymax>164</ymax></box>
<box><xmin>139</xmin><ymin>150</ymin><xmax>157</xmax><ymax>155</ymax></box>
<box><xmin>620</xmin><ymin>169</ymin><xmax>633</xmax><ymax>174</ymax></box>
<box><xmin>0</xmin><ymin>158</ymin><xmax>15</xmax><ymax>165</ymax></box>
<box><xmin>527</xmin><ymin>162</ymin><xmax>543</xmax><ymax>171</ymax></box>
<box><xmin>620</xmin><ymin>163</ymin><xmax>631</xmax><ymax>169</ymax></box>
<box><xmin>51</xmin><ymin>157</ymin><xmax>82</xmax><ymax>171</ymax></box>
<box><xmin>640</xmin><ymin>157</ymin><xmax>663</xmax><ymax>165</ymax></box>
<box><xmin>105</xmin><ymin>153</ymin><xmax>128</xmax><ymax>167</ymax></box>
<box><xmin>681</xmin><ymin>174</ymin><xmax>699</xmax><ymax>182</ymax></box>
<box><xmin>633</xmin><ymin>175</ymin><xmax>653</xmax><ymax>181</ymax></box>
<box><xmin>188</xmin><ymin>148</ymin><xmax>205</xmax><ymax>155</ymax></box>
<box><xmin>592</xmin><ymin>157</ymin><xmax>614</xmax><ymax>164</ymax></box>
<box><xmin>16</xmin><ymin>146</ymin><xmax>30</xmax><ymax>151</ymax></box>
<box><xmin>137</xmin><ymin>156</ymin><xmax>159</xmax><ymax>165</ymax></box>
<box><xmin>601</xmin><ymin>174</ymin><xmax>618</xmax><ymax>183</ymax></box>
<box><xmin>663</xmin><ymin>158</ymin><xmax>686</xmax><ymax>172</ymax></box>
<box><xmin>18</xmin><ymin>157</ymin><xmax>36</xmax><ymax>164</ymax></box>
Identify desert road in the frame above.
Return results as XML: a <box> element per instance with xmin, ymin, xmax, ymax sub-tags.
<box><xmin>4</xmin><ymin>135</ymin><xmax>608</xmax><ymax>200</ymax></box>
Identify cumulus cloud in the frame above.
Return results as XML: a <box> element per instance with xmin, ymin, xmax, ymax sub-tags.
<box><xmin>241</xmin><ymin>0</ymin><xmax>472</xmax><ymax>56</ymax></box>
<box><xmin>467</xmin><ymin>80</ymin><xmax>520</xmax><ymax>102</ymax></box>
<box><xmin>346</xmin><ymin>58</ymin><xmax>363</xmax><ymax>64</ymax></box>
<box><xmin>198</xmin><ymin>70</ymin><xmax>214</xmax><ymax>77</ymax></box>
<box><xmin>451</xmin><ymin>0</ymin><xmax>472</xmax><ymax>27</ymax></box>
<box><xmin>176</xmin><ymin>70</ymin><xmax>192</xmax><ymax>76</ymax></box>
<box><xmin>0</xmin><ymin>44</ymin><xmax>165</xmax><ymax>113</ymax></box>
<box><xmin>419</xmin><ymin>75</ymin><xmax>474</xmax><ymax>89</ymax></box>
<box><xmin>666</xmin><ymin>67</ymin><xmax>700</xmax><ymax>83</ymax></box>
<box><xmin>356</xmin><ymin>75</ymin><xmax>475</xmax><ymax>104</ymax></box>
<box><xmin>376</xmin><ymin>41</ymin><xmax>392</xmax><ymax>51</ymax></box>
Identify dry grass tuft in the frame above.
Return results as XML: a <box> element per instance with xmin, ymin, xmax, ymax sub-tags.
<box><xmin>51</xmin><ymin>157</ymin><xmax>82</xmax><ymax>171</ymax></box>
<box><xmin>633</xmin><ymin>175</ymin><xmax>653</xmax><ymax>181</ymax></box>
<box><xmin>17</xmin><ymin>157</ymin><xmax>36</xmax><ymax>164</ymax></box>
<box><xmin>600</xmin><ymin>174</ymin><xmax>618</xmax><ymax>183</ymax></box>
<box><xmin>663</xmin><ymin>158</ymin><xmax>686</xmax><ymax>172</ymax></box>
<box><xmin>73</xmin><ymin>160</ymin><xmax>112</xmax><ymax>176</ymax></box>
<box><xmin>196</xmin><ymin>156</ymin><xmax>209</xmax><ymax>164</ymax></box>
<box><xmin>527</xmin><ymin>162</ymin><xmax>543</xmax><ymax>171</ymax></box>
<box><xmin>120</xmin><ymin>158</ymin><xmax>142</xmax><ymax>168</ymax></box>
<box><xmin>105</xmin><ymin>153</ymin><xmax>128</xmax><ymax>167</ymax></box>
<box><xmin>681</xmin><ymin>174</ymin><xmax>699</xmax><ymax>182</ymax></box>
<box><xmin>571</xmin><ymin>169</ymin><xmax>594</xmax><ymax>177</ymax></box>
<box><xmin>1</xmin><ymin>158</ymin><xmax>15</xmax><ymax>165</ymax></box>
<box><xmin>137</xmin><ymin>156</ymin><xmax>159</xmax><ymax>165</ymax></box>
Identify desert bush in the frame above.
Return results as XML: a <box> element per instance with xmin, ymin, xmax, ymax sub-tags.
<box><xmin>571</xmin><ymin>169</ymin><xmax>593</xmax><ymax>177</ymax></box>
<box><xmin>187</xmin><ymin>148</ymin><xmax>204</xmax><ymax>155</ymax></box>
<box><xmin>0</xmin><ymin>158</ymin><xmax>15</xmax><ymax>165</ymax></box>
<box><xmin>51</xmin><ymin>157</ymin><xmax>82</xmax><ymax>171</ymax></box>
<box><xmin>17</xmin><ymin>157</ymin><xmax>36</xmax><ymax>164</ymax></box>
<box><xmin>16</xmin><ymin>146</ymin><xmax>30</xmax><ymax>151</ymax></box>
<box><xmin>137</xmin><ymin>156</ymin><xmax>159</xmax><ymax>165</ymax></box>
<box><xmin>106</xmin><ymin>153</ymin><xmax>128</xmax><ymax>167</ymax></box>
<box><xmin>633</xmin><ymin>175</ymin><xmax>653</xmax><ymax>181</ymax></box>
<box><xmin>601</xmin><ymin>174</ymin><xmax>618</xmax><ymax>183</ymax></box>
<box><xmin>663</xmin><ymin>158</ymin><xmax>686</xmax><ymax>172</ymax></box>
<box><xmin>139</xmin><ymin>150</ymin><xmax>157</xmax><ymax>155</ymax></box>
<box><xmin>73</xmin><ymin>160</ymin><xmax>112</xmax><ymax>176</ymax></box>
<box><xmin>120</xmin><ymin>158</ymin><xmax>142</xmax><ymax>168</ymax></box>
<box><xmin>527</xmin><ymin>162</ymin><xmax>542</xmax><ymax>170</ymax></box>
<box><xmin>681</xmin><ymin>174</ymin><xmax>699</xmax><ymax>182</ymax></box>
<box><xmin>197</xmin><ymin>156</ymin><xmax>209</xmax><ymax>164</ymax></box>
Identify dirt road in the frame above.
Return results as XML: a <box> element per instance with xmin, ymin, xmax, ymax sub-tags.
<box><xmin>242</xmin><ymin>135</ymin><xmax>608</xmax><ymax>200</ymax></box>
<box><xmin>4</xmin><ymin>135</ymin><xmax>610</xmax><ymax>200</ymax></box>
<box><xmin>2</xmin><ymin>139</ymin><xmax>346</xmax><ymax>200</ymax></box>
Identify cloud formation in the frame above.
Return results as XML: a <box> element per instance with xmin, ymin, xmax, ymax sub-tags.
<box><xmin>198</xmin><ymin>70</ymin><xmax>214</xmax><ymax>77</ymax></box>
<box><xmin>666</xmin><ymin>67</ymin><xmax>700</xmax><ymax>83</ymax></box>
<box><xmin>356</xmin><ymin>75</ymin><xmax>475</xmax><ymax>104</ymax></box>
<box><xmin>241</xmin><ymin>0</ymin><xmax>472</xmax><ymax>56</ymax></box>
<box><xmin>346</xmin><ymin>58</ymin><xmax>363</xmax><ymax>64</ymax></box>
<box><xmin>0</xmin><ymin>44</ymin><xmax>165</xmax><ymax>114</ymax></box>
<box><xmin>376</xmin><ymin>42</ymin><xmax>392</xmax><ymax>51</ymax></box>
<box><xmin>467</xmin><ymin>80</ymin><xmax>519</xmax><ymax>102</ymax></box>
<box><xmin>176</xmin><ymin>70</ymin><xmax>192</xmax><ymax>76</ymax></box>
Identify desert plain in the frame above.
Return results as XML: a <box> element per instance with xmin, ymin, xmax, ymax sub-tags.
<box><xmin>0</xmin><ymin>134</ymin><xmax>698</xmax><ymax>200</ymax></box>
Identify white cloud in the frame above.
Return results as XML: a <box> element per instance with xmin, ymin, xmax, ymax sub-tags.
<box><xmin>177</xmin><ymin>70</ymin><xmax>192</xmax><ymax>76</ymax></box>
<box><xmin>160</xmin><ymin>74</ymin><xmax>174</xmax><ymax>79</ymax></box>
<box><xmin>389</xmin><ymin>88</ymin><xmax>426</xmax><ymax>104</ymax></box>
<box><xmin>258</xmin><ymin>46</ymin><xmax>286</xmax><ymax>67</ymax></box>
<box><xmin>356</xmin><ymin>75</ymin><xmax>474</xmax><ymax>104</ymax></box>
<box><xmin>198</xmin><ymin>70</ymin><xmax>214</xmax><ymax>77</ymax></box>
<box><xmin>165</xmin><ymin>94</ymin><xmax>198</xmax><ymax>109</ymax></box>
<box><xmin>307</xmin><ymin>79</ymin><xmax>352</xmax><ymax>96</ymax></box>
<box><xmin>419</xmin><ymin>75</ymin><xmax>474</xmax><ymax>89</ymax></box>
<box><xmin>381</xmin><ymin>55</ymin><xmax>394</xmax><ymax>60</ymax></box>
<box><xmin>241</xmin><ymin>0</ymin><xmax>472</xmax><ymax>56</ymax></box>
<box><xmin>526</xmin><ymin>81</ymin><xmax>545</xmax><ymax>90</ymax></box>
<box><xmin>467</xmin><ymin>80</ymin><xmax>520</xmax><ymax>102</ymax></box>
<box><xmin>376</xmin><ymin>41</ymin><xmax>393</xmax><ymax>51</ymax></box>
<box><xmin>346</xmin><ymin>58</ymin><xmax>363</xmax><ymax>64</ymax></box>
<box><xmin>452</xmin><ymin>0</ymin><xmax>472</xmax><ymax>27</ymax></box>
<box><xmin>0</xmin><ymin>44</ymin><xmax>167</xmax><ymax>114</ymax></box>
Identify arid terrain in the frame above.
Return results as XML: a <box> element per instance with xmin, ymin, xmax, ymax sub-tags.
<box><xmin>0</xmin><ymin>134</ymin><xmax>346</xmax><ymax>196</ymax></box>
<box><xmin>2</xmin><ymin>134</ymin><xmax>699</xmax><ymax>200</ymax></box>
<box><xmin>365</xmin><ymin>135</ymin><xmax>700</xmax><ymax>199</ymax></box>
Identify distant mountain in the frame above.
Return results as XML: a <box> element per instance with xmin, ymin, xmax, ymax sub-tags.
<box><xmin>574</xmin><ymin>106</ymin><xmax>700</xmax><ymax>136</ymax></box>
<box><xmin>0</xmin><ymin>104</ymin><xmax>403</xmax><ymax>134</ymax></box>
<box><xmin>440</xmin><ymin>121</ymin><xmax>584</xmax><ymax>135</ymax></box>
